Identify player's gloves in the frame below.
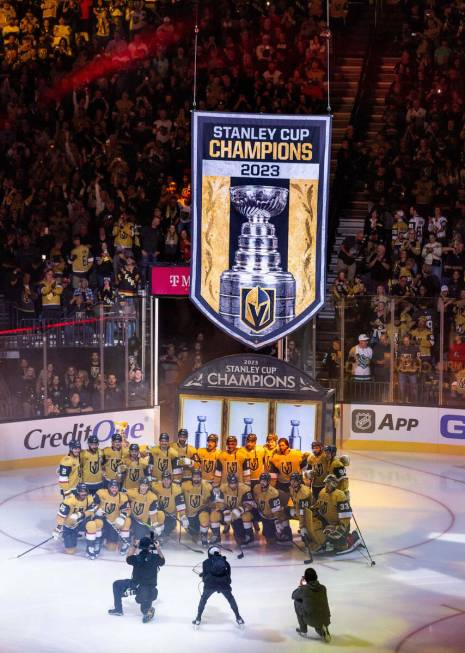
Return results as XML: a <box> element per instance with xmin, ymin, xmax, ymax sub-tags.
<box><xmin>68</xmin><ymin>512</ymin><xmax>81</xmax><ymax>524</ymax></box>
<box><xmin>114</xmin><ymin>516</ymin><xmax>126</xmax><ymax>529</ymax></box>
<box><xmin>118</xmin><ymin>464</ymin><xmax>127</xmax><ymax>474</ymax></box>
<box><xmin>223</xmin><ymin>510</ymin><xmax>232</xmax><ymax>523</ymax></box>
<box><xmin>300</xmin><ymin>527</ymin><xmax>309</xmax><ymax>539</ymax></box>
<box><xmin>303</xmin><ymin>469</ymin><xmax>314</xmax><ymax>482</ymax></box>
<box><xmin>231</xmin><ymin>507</ymin><xmax>244</xmax><ymax>521</ymax></box>
<box><xmin>154</xmin><ymin>525</ymin><xmax>164</xmax><ymax>537</ymax></box>
<box><xmin>180</xmin><ymin>516</ymin><xmax>189</xmax><ymax>529</ymax></box>
<box><xmin>289</xmin><ymin>507</ymin><xmax>296</xmax><ymax>518</ymax></box>
<box><xmin>95</xmin><ymin>508</ymin><xmax>105</xmax><ymax>517</ymax></box>
<box><xmin>182</xmin><ymin>457</ymin><xmax>192</xmax><ymax>466</ymax></box>
<box><xmin>52</xmin><ymin>526</ymin><xmax>63</xmax><ymax>540</ymax></box>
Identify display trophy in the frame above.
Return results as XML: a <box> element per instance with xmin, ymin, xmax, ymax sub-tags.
<box><xmin>241</xmin><ymin>417</ymin><xmax>253</xmax><ymax>446</ymax></box>
<box><xmin>289</xmin><ymin>419</ymin><xmax>301</xmax><ymax>450</ymax></box>
<box><xmin>195</xmin><ymin>415</ymin><xmax>208</xmax><ymax>449</ymax></box>
<box><xmin>219</xmin><ymin>185</ymin><xmax>296</xmax><ymax>334</ymax></box>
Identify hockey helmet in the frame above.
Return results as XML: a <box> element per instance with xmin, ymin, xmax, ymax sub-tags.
<box><xmin>112</xmin><ymin>433</ymin><xmax>123</xmax><ymax>442</ymax></box>
<box><xmin>69</xmin><ymin>439</ymin><xmax>81</xmax><ymax>451</ymax></box>
<box><xmin>129</xmin><ymin>443</ymin><xmax>139</xmax><ymax>452</ymax></box>
<box><xmin>88</xmin><ymin>435</ymin><xmax>99</xmax><ymax>445</ymax></box>
<box><xmin>108</xmin><ymin>479</ymin><xmax>119</xmax><ymax>493</ymax></box>
<box><xmin>324</xmin><ymin>474</ymin><xmax>338</xmax><ymax>489</ymax></box>
<box><xmin>227</xmin><ymin>472</ymin><xmax>238</xmax><ymax>485</ymax></box>
<box><xmin>324</xmin><ymin>445</ymin><xmax>337</xmax><ymax>458</ymax></box>
<box><xmin>246</xmin><ymin>433</ymin><xmax>257</xmax><ymax>442</ymax></box>
<box><xmin>76</xmin><ymin>482</ymin><xmax>88</xmax><ymax>496</ymax></box>
<box><xmin>139</xmin><ymin>477</ymin><xmax>150</xmax><ymax>487</ymax></box>
<box><xmin>178</xmin><ymin>428</ymin><xmax>188</xmax><ymax>440</ymax></box>
<box><xmin>192</xmin><ymin>467</ymin><xmax>202</xmax><ymax>478</ymax></box>
<box><xmin>226</xmin><ymin>436</ymin><xmax>237</xmax><ymax>444</ymax></box>
<box><xmin>290</xmin><ymin>472</ymin><xmax>302</xmax><ymax>485</ymax></box>
<box><xmin>159</xmin><ymin>432</ymin><xmax>170</xmax><ymax>443</ymax></box>
<box><xmin>311</xmin><ymin>440</ymin><xmax>323</xmax><ymax>452</ymax></box>
<box><xmin>207</xmin><ymin>433</ymin><xmax>218</xmax><ymax>442</ymax></box>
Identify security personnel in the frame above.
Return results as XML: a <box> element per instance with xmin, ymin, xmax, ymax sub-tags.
<box><xmin>109</xmin><ymin>536</ymin><xmax>165</xmax><ymax>623</ymax></box>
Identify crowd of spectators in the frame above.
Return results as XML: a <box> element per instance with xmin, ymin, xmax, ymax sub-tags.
<box><xmin>0</xmin><ymin>0</ymin><xmax>345</xmax><ymax>330</ymax></box>
<box><xmin>329</xmin><ymin>0</ymin><xmax>465</xmax><ymax>405</ymax></box>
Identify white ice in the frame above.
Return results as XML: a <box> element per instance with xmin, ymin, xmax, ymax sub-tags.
<box><xmin>1</xmin><ymin>451</ymin><xmax>465</xmax><ymax>653</ymax></box>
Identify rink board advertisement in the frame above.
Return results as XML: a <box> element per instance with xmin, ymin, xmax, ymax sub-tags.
<box><xmin>343</xmin><ymin>404</ymin><xmax>465</xmax><ymax>452</ymax></box>
<box><xmin>0</xmin><ymin>408</ymin><xmax>158</xmax><ymax>469</ymax></box>
<box><xmin>191</xmin><ymin>111</ymin><xmax>331</xmax><ymax>349</ymax></box>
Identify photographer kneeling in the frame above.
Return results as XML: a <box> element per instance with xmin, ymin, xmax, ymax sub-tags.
<box><xmin>109</xmin><ymin>535</ymin><xmax>165</xmax><ymax>623</ymax></box>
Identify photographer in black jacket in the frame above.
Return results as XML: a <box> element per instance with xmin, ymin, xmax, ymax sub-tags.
<box><xmin>192</xmin><ymin>546</ymin><xmax>244</xmax><ymax>626</ymax></box>
<box><xmin>109</xmin><ymin>535</ymin><xmax>165</xmax><ymax>623</ymax></box>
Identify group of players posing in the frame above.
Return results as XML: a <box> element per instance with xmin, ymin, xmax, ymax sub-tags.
<box><xmin>54</xmin><ymin>427</ymin><xmax>361</xmax><ymax>560</ymax></box>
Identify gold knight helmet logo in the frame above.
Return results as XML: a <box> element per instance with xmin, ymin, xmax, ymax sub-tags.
<box><xmin>241</xmin><ymin>286</ymin><xmax>275</xmax><ymax>332</ymax></box>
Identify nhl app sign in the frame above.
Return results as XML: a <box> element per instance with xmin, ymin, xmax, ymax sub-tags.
<box><xmin>191</xmin><ymin>112</ymin><xmax>331</xmax><ymax>349</ymax></box>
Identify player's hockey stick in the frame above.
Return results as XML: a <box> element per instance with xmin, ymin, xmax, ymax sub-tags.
<box><xmin>352</xmin><ymin>512</ymin><xmax>375</xmax><ymax>566</ymax></box>
<box><xmin>176</xmin><ymin>517</ymin><xmax>203</xmax><ymax>554</ymax></box>
<box><xmin>16</xmin><ymin>535</ymin><xmax>54</xmax><ymax>559</ymax></box>
<box><xmin>292</xmin><ymin>539</ymin><xmax>313</xmax><ymax>565</ymax></box>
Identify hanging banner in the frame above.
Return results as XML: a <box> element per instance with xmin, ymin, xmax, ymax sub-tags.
<box><xmin>191</xmin><ymin>111</ymin><xmax>331</xmax><ymax>349</ymax></box>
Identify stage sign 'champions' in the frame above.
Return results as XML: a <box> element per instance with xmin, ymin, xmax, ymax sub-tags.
<box><xmin>190</xmin><ymin>112</ymin><xmax>331</xmax><ymax>349</ymax></box>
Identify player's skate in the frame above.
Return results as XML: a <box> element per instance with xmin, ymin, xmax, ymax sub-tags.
<box><xmin>192</xmin><ymin>617</ymin><xmax>201</xmax><ymax>629</ymax></box>
<box><xmin>336</xmin><ymin>531</ymin><xmax>363</xmax><ymax>555</ymax></box>
<box><xmin>236</xmin><ymin>616</ymin><xmax>245</xmax><ymax>628</ymax></box>
<box><xmin>86</xmin><ymin>545</ymin><xmax>96</xmax><ymax>560</ymax></box>
<box><xmin>200</xmin><ymin>535</ymin><xmax>209</xmax><ymax>548</ymax></box>
<box><xmin>119</xmin><ymin>540</ymin><xmax>130</xmax><ymax>555</ymax></box>
<box><xmin>242</xmin><ymin>531</ymin><xmax>254</xmax><ymax>546</ymax></box>
<box><xmin>142</xmin><ymin>607</ymin><xmax>155</xmax><ymax>623</ymax></box>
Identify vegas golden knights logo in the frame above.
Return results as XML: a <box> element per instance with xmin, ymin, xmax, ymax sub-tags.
<box><xmin>227</xmin><ymin>462</ymin><xmax>238</xmax><ymax>474</ymax></box>
<box><xmin>157</xmin><ymin>459</ymin><xmax>168</xmax><ymax>472</ymax></box>
<box><xmin>90</xmin><ymin>461</ymin><xmax>99</xmax><ymax>475</ymax></box>
<box><xmin>259</xmin><ymin>500</ymin><xmax>266</xmax><ymax>512</ymax></box>
<box><xmin>241</xmin><ymin>287</ymin><xmax>275</xmax><ymax>333</ymax></box>
<box><xmin>190</xmin><ymin>495</ymin><xmax>201</xmax><ymax>509</ymax></box>
<box><xmin>282</xmin><ymin>462</ymin><xmax>292</xmax><ymax>475</ymax></box>
<box><xmin>105</xmin><ymin>504</ymin><xmax>116</xmax><ymax>515</ymax></box>
<box><xmin>159</xmin><ymin>497</ymin><xmax>169</xmax><ymax>510</ymax></box>
<box><xmin>129</xmin><ymin>469</ymin><xmax>140</xmax><ymax>482</ymax></box>
<box><xmin>320</xmin><ymin>503</ymin><xmax>327</xmax><ymax>515</ymax></box>
<box><xmin>204</xmin><ymin>460</ymin><xmax>214</xmax><ymax>474</ymax></box>
<box><xmin>133</xmin><ymin>503</ymin><xmax>144</xmax><ymax>516</ymax></box>
<box><xmin>250</xmin><ymin>458</ymin><xmax>259</xmax><ymax>471</ymax></box>
<box><xmin>228</xmin><ymin>497</ymin><xmax>237</xmax><ymax>508</ymax></box>
<box><xmin>111</xmin><ymin>459</ymin><xmax>121</xmax><ymax>473</ymax></box>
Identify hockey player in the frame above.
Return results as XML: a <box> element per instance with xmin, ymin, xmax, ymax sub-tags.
<box><xmin>94</xmin><ymin>479</ymin><xmax>132</xmax><ymax>555</ymax></box>
<box><xmin>305</xmin><ymin>441</ymin><xmax>328</xmax><ymax>501</ymax></box>
<box><xmin>311</xmin><ymin>475</ymin><xmax>360</xmax><ymax>554</ymax></box>
<box><xmin>149</xmin><ymin>433</ymin><xmax>181</xmax><ymax>483</ymax></box>
<box><xmin>151</xmin><ymin>470</ymin><xmax>186</xmax><ymax>538</ymax></box>
<box><xmin>58</xmin><ymin>439</ymin><xmax>82</xmax><ymax>496</ymax></box>
<box><xmin>324</xmin><ymin>446</ymin><xmax>349</xmax><ymax>498</ymax></box>
<box><xmin>53</xmin><ymin>482</ymin><xmax>100</xmax><ymax>559</ymax></box>
<box><xmin>181</xmin><ymin>467</ymin><xmax>213</xmax><ymax>547</ymax></box>
<box><xmin>263</xmin><ymin>433</ymin><xmax>278</xmax><ymax>471</ymax></box>
<box><xmin>172</xmin><ymin>428</ymin><xmax>197</xmax><ymax>481</ymax></box>
<box><xmin>211</xmin><ymin>472</ymin><xmax>255</xmax><ymax>545</ymax></box>
<box><xmin>215</xmin><ymin>436</ymin><xmax>250</xmax><ymax>486</ymax></box>
<box><xmin>127</xmin><ymin>478</ymin><xmax>163</xmax><ymax>543</ymax></box>
<box><xmin>194</xmin><ymin>434</ymin><xmax>220</xmax><ymax>483</ymax></box>
<box><xmin>289</xmin><ymin>472</ymin><xmax>313</xmax><ymax>543</ymax></box>
<box><xmin>80</xmin><ymin>435</ymin><xmax>104</xmax><ymax>495</ymax></box>
<box><xmin>252</xmin><ymin>472</ymin><xmax>292</xmax><ymax>543</ymax></box>
<box><xmin>269</xmin><ymin>438</ymin><xmax>307</xmax><ymax>494</ymax></box>
<box><xmin>103</xmin><ymin>433</ymin><xmax>125</xmax><ymax>484</ymax></box>
<box><xmin>239</xmin><ymin>433</ymin><xmax>266</xmax><ymax>489</ymax></box>
<box><xmin>120</xmin><ymin>443</ymin><xmax>150</xmax><ymax>490</ymax></box>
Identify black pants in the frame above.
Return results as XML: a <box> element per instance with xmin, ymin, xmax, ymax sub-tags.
<box><xmin>196</xmin><ymin>586</ymin><xmax>240</xmax><ymax>619</ymax></box>
<box><xmin>113</xmin><ymin>579</ymin><xmax>157</xmax><ymax>614</ymax></box>
<box><xmin>294</xmin><ymin>600</ymin><xmax>326</xmax><ymax>636</ymax></box>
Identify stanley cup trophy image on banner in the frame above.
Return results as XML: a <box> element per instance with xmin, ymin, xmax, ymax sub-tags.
<box><xmin>191</xmin><ymin>112</ymin><xmax>331</xmax><ymax>349</ymax></box>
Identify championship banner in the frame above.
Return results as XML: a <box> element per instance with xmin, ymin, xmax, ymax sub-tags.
<box><xmin>191</xmin><ymin>111</ymin><xmax>331</xmax><ymax>349</ymax></box>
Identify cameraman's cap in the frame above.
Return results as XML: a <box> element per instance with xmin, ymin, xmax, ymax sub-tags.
<box><xmin>139</xmin><ymin>537</ymin><xmax>152</xmax><ymax>549</ymax></box>
<box><xmin>358</xmin><ymin>334</ymin><xmax>369</xmax><ymax>341</ymax></box>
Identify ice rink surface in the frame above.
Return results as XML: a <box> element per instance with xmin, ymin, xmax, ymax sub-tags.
<box><xmin>1</xmin><ymin>450</ymin><xmax>465</xmax><ymax>653</ymax></box>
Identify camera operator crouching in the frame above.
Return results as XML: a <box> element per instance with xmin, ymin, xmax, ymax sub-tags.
<box><xmin>109</xmin><ymin>534</ymin><xmax>165</xmax><ymax>623</ymax></box>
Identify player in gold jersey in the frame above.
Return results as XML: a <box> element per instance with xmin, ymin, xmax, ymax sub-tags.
<box><xmin>149</xmin><ymin>432</ymin><xmax>181</xmax><ymax>483</ymax></box>
<box><xmin>305</xmin><ymin>441</ymin><xmax>328</xmax><ymax>501</ymax></box>
<box><xmin>215</xmin><ymin>436</ymin><xmax>250</xmax><ymax>485</ymax></box>
<box><xmin>103</xmin><ymin>433</ymin><xmax>125</xmax><ymax>483</ymax></box>
<box><xmin>80</xmin><ymin>435</ymin><xmax>104</xmax><ymax>494</ymax></box>
<box><xmin>58</xmin><ymin>440</ymin><xmax>82</xmax><ymax>496</ymax></box>
<box><xmin>324</xmin><ymin>446</ymin><xmax>349</xmax><ymax>498</ymax></box>
<box><xmin>127</xmin><ymin>478</ymin><xmax>163</xmax><ymax>542</ymax></box>
<box><xmin>289</xmin><ymin>472</ymin><xmax>313</xmax><ymax>542</ymax></box>
<box><xmin>171</xmin><ymin>429</ymin><xmax>197</xmax><ymax>481</ymax></box>
<box><xmin>120</xmin><ymin>443</ymin><xmax>150</xmax><ymax>490</ymax></box>
<box><xmin>53</xmin><ymin>482</ymin><xmax>100</xmax><ymax>558</ymax></box>
<box><xmin>239</xmin><ymin>434</ymin><xmax>266</xmax><ymax>488</ymax></box>
<box><xmin>312</xmin><ymin>475</ymin><xmax>361</xmax><ymax>554</ymax></box>
<box><xmin>181</xmin><ymin>468</ymin><xmax>213</xmax><ymax>546</ymax></box>
<box><xmin>151</xmin><ymin>470</ymin><xmax>186</xmax><ymax>538</ymax></box>
<box><xmin>252</xmin><ymin>472</ymin><xmax>291</xmax><ymax>543</ymax></box>
<box><xmin>94</xmin><ymin>479</ymin><xmax>132</xmax><ymax>554</ymax></box>
<box><xmin>210</xmin><ymin>472</ymin><xmax>255</xmax><ymax>545</ymax></box>
<box><xmin>263</xmin><ymin>433</ymin><xmax>278</xmax><ymax>471</ymax></box>
<box><xmin>269</xmin><ymin>438</ymin><xmax>307</xmax><ymax>494</ymax></box>
<box><xmin>194</xmin><ymin>434</ymin><xmax>220</xmax><ymax>483</ymax></box>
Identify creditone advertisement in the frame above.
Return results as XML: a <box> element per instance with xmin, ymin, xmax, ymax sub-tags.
<box><xmin>0</xmin><ymin>408</ymin><xmax>157</xmax><ymax>468</ymax></box>
<box><xmin>343</xmin><ymin>404</ymin><xmax>465</xmax><ymax>450</ymax></box>
<box><xmin>191</xmin><ymin>111</ymin><xmax>331</xmax><ymax>349</ymax></box>
<box><xmin>150</xmin><ymin>265</ymin><xmax>190</xmax><ymax>296</ymax></box>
